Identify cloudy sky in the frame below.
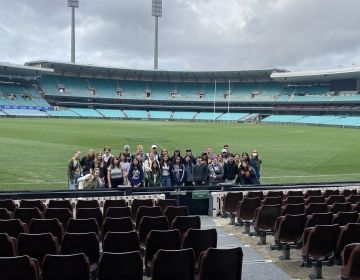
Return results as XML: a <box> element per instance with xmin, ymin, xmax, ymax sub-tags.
<box><xmin>1</xmin><ymin>0</ymin><xmax>360</xmax><ymax>71</ymax></box>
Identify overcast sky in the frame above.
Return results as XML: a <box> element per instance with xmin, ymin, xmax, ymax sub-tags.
<box><xmin>1</xmin><ymin>0</ymin><xmax>360</xmax><ymax>71</ymax></box>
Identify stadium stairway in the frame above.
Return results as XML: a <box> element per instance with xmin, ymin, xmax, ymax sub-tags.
<box><xmin>203</xmin><ymin>216</ymin><xmax>291</xmax><ymax>280</ymax></box>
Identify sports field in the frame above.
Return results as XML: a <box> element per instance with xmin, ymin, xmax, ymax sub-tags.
<box><xmin>0</xmin><ymin>118</ymin><xmax>359</xmax><ymax>191</ymax></box>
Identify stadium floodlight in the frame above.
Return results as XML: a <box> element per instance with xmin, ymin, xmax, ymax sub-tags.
<box><xmin>152</xmin><ymin>0</ymin><xmax>162</xmax><ymax>70</ymax></box>
<box><xmin>68</xmin><ymin>0</ymin><xmax>79</xmax><ymax>63</ymax></box>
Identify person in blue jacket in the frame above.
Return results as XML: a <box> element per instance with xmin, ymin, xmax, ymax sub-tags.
<box><xmin>128</xmin><ymin>158</ymin><xmax>144</xmax><ymax>188</ymax></box>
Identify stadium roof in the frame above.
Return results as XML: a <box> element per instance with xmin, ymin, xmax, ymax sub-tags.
<box><xmin>0</xmin><ymin>62</ymin><xmax>53</xmax><ymax>77</ymax></box>
<box><xmin>271</xmin><ymin>67</ymin><xmax>360</xmax><ymax>82</ymax></box>
<box><xmin>25</xmin><ymin>60</ymin><xmax>280</xmax><ymax>82</ymax></box>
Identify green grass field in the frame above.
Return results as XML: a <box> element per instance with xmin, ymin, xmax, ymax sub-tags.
<box><xmin>0</xmin><ymin>118</ymin><xmax>359</xmax><ymax>191</ymax></box>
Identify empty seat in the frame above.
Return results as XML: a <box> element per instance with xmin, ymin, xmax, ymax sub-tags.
<box><xmin>0</xmin><ymin>200</ymin><xmax>16</xmax><ymax>212</ymax></box>
<box><xmin>0</xmin><ymin>255</ymin><xmax>39</xmax><ymax>280</ymax></box>
<box><xmin>336</xmin><ymin>223</ymin><xmax>360</xmax><ymax>261</ymax></box>
<box><xmin>341</xmin><ymin>243</ymin><xmax>360</xmax><ymax>280</ymax></box>
<box><xmin>266</xmin><ymin>190</ymin><xmax>284</xmax><ymax>198</ymax></box>
<box><xmin>323</xmin><ymin>189</ymin><xmax>340</xmax><ymax>197</ymax></box>
<box><xmin>44</xmin><ymin>208</ymin><xmax>73</xmax><ymax>228</ymax></box>
<box><xmin>138</xmin><ymin>216</ymin><xmax>169</xmax><ymax>244</ymax></box>
<box><xmin>170</xmin><ymin>216</ymin><xmax>201</xmax><ymax>236</ymax></box>
<box><xmin>305</xmin><ymin>196</ymin><xmax>325</xmax><ymax>205</ymax></box>
<box><xmin>304</xmin><ymin>203</ymin><xmax>328</xmax><ymax>215</ymax></box>
<box><xmin>262</xmin><ymin>196</ymin><xmax>283</xmax><ymax>206</ymax></box>
<box><xmin>328</xmin><ymin>202</ymin><xmax>352</xmax><ymax>214</ymax></box>
<box><xmin>145</xmin><ymin>230</ymin><xmax>181</xmax><ymax>276</ymax></box>
<box><xmin>223</xmin><ymin>192</ymin><xmax>243</xmax><ymax>224</ymax></box>
<box><xmin>76</xmin><ymin>199</ymin><xmax>100</xmax><ymax>210</ymax></box>
<box><xmin>14</xmin><ymin>207</ymin><xmax>43</xmax><ymax>225</ymax></box>
<box><xmin>102</xmin><ymin>231</ymin><xmax>140</xmax><ymax>253</ymax></box>
<box><xmin>156</xmin><ymin>199</ymin><xmax>178</xmax><ymax>213</ymax></box>
<box><xmin>352</xmin><ymin>201</ymin><xmax>360</xmax><ymax>213</ymax></box>
<box><xmin>326</xmin><ymin>195</ymin><xmax>346</xmax><ymax>205</ymax></box>
<box><xmin>281</xmin><ymin>203</ymin><xmax>305</xmax><ymax>216</ymax></box>
<box><xmin>283</xmin><ymin>196</ymin><xmax>304</xmax><ymax>205</ymax></box>
<box><xmin>151</xmin><ymin>249</ymin><xmax>195</xmax><ymax>280</ymax></box>
<box><xmin>332</xmin><ymin>211</ymin><xmax>358</xmax><ymax>226</ymax></box>
<box><xmin>304</xmin><ymin>189</ymin><xmax>322</xmax><ymax>198</ymax></box>
<box><xmin>17</xmin><ymin>233</ymin><xmax>59</xmax><ymax>265</ymax></box>
<box><xmin>0</xmin><ymin>233</ymin><xmax>16</xmax><ymax>257</ymax></box>
<box><xmin>286</xmin><ymin>190</ymin><xmax>304</xmax><ymax>197</ymax></box>
<box><xmin>29</xmin><ymin>218</ymin><xmax>64</xmax><ymax>243</ymax></box>
<box><xmin>342</xmin><ymin>189</ymin><xmax>357</xmax><ymax>197</ymax></box>
<box><xmin>130</xmin><ymin>199</ymin><xmax>153</xmax><ymax>220</ymax></box>
<box><xmin>198</xmin><ymin>247</ymin><xmax>243</xmax><ymax>280</ymax></box>
<box><xmin>301</xmin><ymin>224</ymin><xmax>340</xmax><ymax>279</ymax></box>
<box><xmin>245</xmin><ymin>191</ymin><xmax>264</xmax><ymax>200</ymax></box>
<box><xmin>76</xmin><ymin>208</ymin><xmax>103</xmax><ymax>230</ymax></box>
<box><xmin>0</xmin><ymin>208</ymin><xmax>13</xmax><ymax>219</ymax></box>
<box><xmin>61</xmin><ymin>232</ymin><xmax>100</xmax><ymax>267</ymax></box>
<box><xmin>305</xmin><ymin>212</ymin><xmax>333</xmax><ymax>228</ymax></box>
<box><xmin>102</xmin><ymin>217</ymin><xmax>134</xmax><ymax>237</ymax></box>
<box><xmin>182</xmin><ymin>228</ymin><xmax>217</xmax><ymax>264</ymax></box>
<box><xmin>253</xmin><ymin>204</ymin><xmax>282</xmax><ymax>245</ymax></box>
<box><xmin>236</xmin><ymin>197</ymin><xmax>261</xmax><ymax>235</ymax></box>
<box><xmin>42</xmin><ymin>253</ymin><xmax>90</xmax><ymax>280</ymax></box>
<box><xmin>19</xmin><ymin>200</ymin><xmax>45</xmax><ymax>213</ymax></box>
<box><xmin>0</xmin><ymin>219</ymin><xmax>27</xmax><ymax>238</ymax></box>
<box><xmin>135</xmin><ymin>206</ymin><xmax>162</xmax><ymax>229</ymax></box>
<box><xmin>103</xmin><ymin>200</ymin><xmax>127</xmax><ymax>216</ymax></box>
<box><xmin>47</xmin><ymin>200</ymin><xmax>73</xmax><ymax>211</ymax></box>
<box><xmin>98</xmin><ymin>251</ymin><xmax>143</xmax><ymax>280</ymax></box>
<box><xmin>105</xmin><ymin>207</ymin><xmax>131</xmax><ymax>218</ymax></box>
<box><xmin>164</xmin><ymin>206</ymin><xmax>189</xmax><ymax>224</ymax></box>
<box><xmin>273</xmin><ymin>214</ymin><xmax>306</xmax><ymax>260</ymax></box>
<box><xmin>347</xmin><ymin>194</ymin><xmax>360</xmax><ymax>204</ymax></box>
<box><xmin>67</xmin><ymin>218</ymin><xmax>100</xmax><ymax>236</ymax></box>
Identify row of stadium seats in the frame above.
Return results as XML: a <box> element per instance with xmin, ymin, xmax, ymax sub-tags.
<box><xmin>221</xmin><ymin>190</ymin><xmax>360</xmax><ymax>279</ymax></box>
<box><xmin>0</xmin><ymin>85</ymin><xmax>50</xmax><ymax>107</ymax></box>
<box><xmin>0</xmin><ymin>196</ymin><xmax>244</xmax><ymax>280</ymax></box>
<box><xmin>262</xmin><ymin>114</ymin><xmax>360</xmax><ymax>126</ymax></box>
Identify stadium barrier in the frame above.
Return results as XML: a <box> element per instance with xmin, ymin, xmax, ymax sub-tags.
<box><xmin>0</xmin><ymin>182</ymin><xmax>358</xmax><ymax>216</ymax></box>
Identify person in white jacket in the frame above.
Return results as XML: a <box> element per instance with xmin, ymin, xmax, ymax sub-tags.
<box><xmin>77</xmin><ymin>168</ymin><xmax>104</xmax><ymax>190</ymax></box>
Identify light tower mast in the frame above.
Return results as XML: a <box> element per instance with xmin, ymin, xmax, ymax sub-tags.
<box><xmin>152</xmin><ymin>0</ymin><xmax>162</xmax><ymax>70</ymax></box>
<box><xmin>68</xmin><ymin>0</ymin><xmax>79</xmax><ymax>63</ymax></box>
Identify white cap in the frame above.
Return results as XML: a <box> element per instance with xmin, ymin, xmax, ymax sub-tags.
<box><xmin>124</xmin><ymin>145</ymin><xmax>130</xmax><ymax>150</ymax></box>
<box><xmin>151</xmin><ymin>144</ymin><xmax>157</xmax><ymax>149</ymax></box>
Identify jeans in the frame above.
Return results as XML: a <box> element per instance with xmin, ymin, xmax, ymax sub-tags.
<box><xmin>161</xmin><ymin>175</ymin><xmax>172</xmax><ymax>187</ymax></box>
<box><xmin>69</xmin><ymin>173</ymin><xmax>81</xmax><ymax>190</ymax></box>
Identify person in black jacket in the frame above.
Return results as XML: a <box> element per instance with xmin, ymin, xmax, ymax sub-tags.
<box><xmin>223</xmin><ymin>154</ymin><xmax>238</xmax><ymax>184</ymax></box>
<box><xmin>238</xmin><ymin>160</ymin><xmax>259</xmax><ymax>185</ymax></box>
<box><xmin>80</xmin><ymin>149</ymin><xmax>95</xmax><ymax>176</ymax></box>
<box><xmin>192</xmin><ymin>156</ymin><xmax>208</xmax><ymax>186</ymax></box>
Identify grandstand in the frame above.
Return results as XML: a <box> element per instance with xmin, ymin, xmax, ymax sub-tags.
<box><xmin>0</xmin><ymin>62</ymin><xmax>359</xmax><ymax>128</ymax></box>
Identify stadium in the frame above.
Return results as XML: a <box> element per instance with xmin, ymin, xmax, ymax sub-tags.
<box><xmin>0</xmin><ymin>0</ymin><xmax>360</xmax><ymax>280</ymax></box>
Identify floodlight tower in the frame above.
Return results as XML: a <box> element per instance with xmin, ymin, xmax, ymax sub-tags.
<box><xmin>152</xmin><ymin>0</ymin><xmax>162</xmax><ymax>70</ymax></box>
<box><xmin>68</xmin><ymin>0</ymin><xmax>79</xmax><ymax>63</ymax></box>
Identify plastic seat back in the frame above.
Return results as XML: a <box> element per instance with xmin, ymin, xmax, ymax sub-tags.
<box><xmin>103</xmin><ymin>231</ymin><xmax>140</xmax><ymax>253</ymax></box>
<box><xmin>42</xmin><ymin>253</ymin><xmax>90</xmax><ymax>280</ymax></box>
<box><xmin>17</xmin><ymin>233</ymin><xmax>58</xmax><ymax>265</ymax></box>
<box><xmin>182</xmin><ymin>228</ymin><xmax>217</xmax><ymax>262</ymax></box>
<box><xmin>98</xmin><ymin>251</ymin><xmax>143</xmax><ymax>280</ymax></box>
<box><xmin>152</xmin><ymin>249</ymin><xmax>195</xmax><ymax>280</ymax></box>
<box><xmin>171</xmin><ymin>216</ymin><xmax>201</xmax><ymax>236</ymax></box>
<box><xmin>0</xmin><ymin>255</ymin><xmax>39</xmax><ymax>280</ymax></box>
<box><xmin>61</xmin><ymin>232</ymin><xmax>100</xmax><ymax>265</ymax></box>
<box><xmin>199</xmin><ymin>247</ymin><xmax>243</xmax><ymax>280</ymax></box>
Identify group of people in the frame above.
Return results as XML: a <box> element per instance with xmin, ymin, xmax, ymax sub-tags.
<box><xmin>67</xmin><ymin>144</ymin><xmax>262</xmax><ymax>190</ymax></box>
